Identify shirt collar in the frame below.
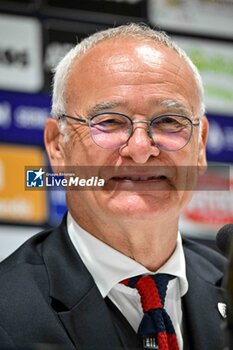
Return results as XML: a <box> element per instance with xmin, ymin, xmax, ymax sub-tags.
<box><xmin>67</xmin><ymin>212</ymin><xmax>188</xmax><ymax>298</ymax></box>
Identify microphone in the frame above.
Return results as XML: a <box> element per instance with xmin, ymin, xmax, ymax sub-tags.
<box><xmin>216</xmin><ymin>224</ymin><xmax>233</xmax><ymax>349</ymax></box>
<box><xmin>216</xmin><ymin>224</ymin><xmax>233</xmax><ymax>256</ymax></box>
<box><xmin>228</xmin><ymin>241</ymin><xmax>233</xmax><ymax>350</ymax></box>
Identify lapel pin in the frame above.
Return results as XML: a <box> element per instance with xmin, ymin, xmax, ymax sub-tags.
<box><xmin>143</xmin><ymin>337</ymin><xmax>158</xmax><ymax>349</ymax></box>
<box><xmin>217</xmin><ymin>302</ymin><xmax>227</xmax><ymax>319</ymax></box>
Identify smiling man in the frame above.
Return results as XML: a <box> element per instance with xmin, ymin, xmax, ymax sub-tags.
<box><xmin>0</xmin><ymin>24</ymin><xmax>227</xmax><ymax>350</ymax></box>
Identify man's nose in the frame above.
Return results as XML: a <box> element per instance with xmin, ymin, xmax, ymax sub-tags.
<box><xmin>119</xmin><ymin>124</ymin><xmax>160</xmax><ymax>163</ymax></box>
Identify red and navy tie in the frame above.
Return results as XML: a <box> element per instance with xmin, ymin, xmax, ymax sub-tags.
<box><xmin>121</xmin><ymin>274</ymin><xmax>179</xmax><ymax>350</ymax></box>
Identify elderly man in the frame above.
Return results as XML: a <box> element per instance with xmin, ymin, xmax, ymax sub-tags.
<box><xmin>0</xmin><ymin>24</ymin><xmax>227</xmax><ymax>350</ymax></box>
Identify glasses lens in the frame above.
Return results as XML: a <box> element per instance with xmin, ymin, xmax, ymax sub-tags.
<box><xmin>90</xmin><ymin>113</ymin><xmax>131</xmax><ymax>149</ymax></box>
<box><xmin>151</xmin><ymin>115</ymin><xmax>192</xmax><ymax>151</ymax></box>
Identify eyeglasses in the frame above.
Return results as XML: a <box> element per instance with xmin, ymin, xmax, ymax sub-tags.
<box><xmin>60</xmin><ymin>112</ymin><xmax>200</xmax><ymax>151</ymax></box>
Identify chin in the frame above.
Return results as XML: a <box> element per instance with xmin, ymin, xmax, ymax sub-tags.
<box><xmin>106</xmin><ymin>191</ymin><xmax>176</xmax><ymax>219</ymax></box>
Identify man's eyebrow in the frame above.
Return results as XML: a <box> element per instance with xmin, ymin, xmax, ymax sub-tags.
<box><xmin>86</xmin><ymin>99</ymin><xmax>192</xmax><ymax>117</ymax></box>
<box><xmin>159</xmin><ymin>99</ymin><xmax>192</xmax><ymax>116</ymax></box>
<box><xmin>86</xmin><ymin>102</ymin><xmax>123</xmax><ymax>116</ymax></box>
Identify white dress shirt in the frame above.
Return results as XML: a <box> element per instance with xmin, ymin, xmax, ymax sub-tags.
<box><xmin>67</xmin><ymin>212</ymin><xmax>188</xmax><ymax>350</ymax></box>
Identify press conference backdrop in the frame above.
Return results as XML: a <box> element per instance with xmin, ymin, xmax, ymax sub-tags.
<box><xmin>0</xmin><ymin>0</ymin><xmax>233</xmax><ymax>260</ymax></box>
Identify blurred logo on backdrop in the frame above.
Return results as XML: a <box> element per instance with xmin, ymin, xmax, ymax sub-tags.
<box><xmin>0</xmin><ymin>145</ymin><xmax>47</xmax><ymax>224</ymax></box>
<box><xmin>0</xmin><ymin>14</ymin><xmax>43</xmax><ymax>92</ymax></box>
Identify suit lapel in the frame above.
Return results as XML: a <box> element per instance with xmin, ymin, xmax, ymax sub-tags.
<box><xmin>42</xmin><ymin>216</ymin><xmax>122</xmax><ymax>350</ymax></box>
<box><xmin>58</xmin><ymin>286</ymin><xmax>123</xmax><ymax>350</ymax></box>
<box><xmin>183</xmin><ymin>242</ymin><xmax>226</xmax><ymax>350</ymax></box>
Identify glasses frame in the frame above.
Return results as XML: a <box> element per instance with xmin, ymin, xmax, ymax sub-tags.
<box><xmin>59</xmin><ymin>112</ymin><xmax>200</xmax><ymax>151</ymax></box>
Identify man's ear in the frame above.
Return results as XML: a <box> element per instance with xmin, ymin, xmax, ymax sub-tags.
<box><xmin>198</xmin><ymin>116</ymin><xmax>209</xmax><ymax>175</ymax></box>
<box><xmin>44</xmin><ymin>118</ymin><xmax>65</xmax><ymax>169</ymax></box>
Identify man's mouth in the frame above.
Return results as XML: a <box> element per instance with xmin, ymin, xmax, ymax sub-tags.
<box><xmin>104</xmin><ymin>174</ymin><xmax>171</xmax><ymax>191</ymax></box>
<box><xmin>110</xmin><ymin>175</ymin><xmax>167</xmax><ymax>181</ymax></box>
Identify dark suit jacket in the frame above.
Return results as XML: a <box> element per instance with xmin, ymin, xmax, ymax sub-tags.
<box><xmin>0</xmin><ymin>215</ymin><xmax>227</xmax><ymax>350</ymax></box>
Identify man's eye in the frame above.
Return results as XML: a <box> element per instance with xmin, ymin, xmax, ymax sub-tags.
<box><xmin>91</xmin><ymin>118</ymin><xmax>127</xmax><ymax>131</ymax></box>
<box><xmin>100</xmin><ymin>119</ymin><xmax>122</xmax><ymax>125</ymax></box>
<box><xmin>154</xmin><ymin>117</ymin><xmax>188</xmax><ymax>131</ymax></box>
<box><xmin>162</xmin><ymin>117</ymin><xmax>181</xmax><ymax>125</ymax></box>
<box><xmin>92</xmin><ymin>118</ymin><xmax>127</xmax><ymax>128</ymax></box>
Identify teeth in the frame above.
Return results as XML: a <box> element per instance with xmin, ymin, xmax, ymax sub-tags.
<box><xmin>113</xmin><ymin>176</ymin><xmax>165</xmax><ymax>181</ymax></box>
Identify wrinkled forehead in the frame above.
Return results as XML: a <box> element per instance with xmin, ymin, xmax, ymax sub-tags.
<box><xmin>65</xmin><ymin>38</ymin><xmax>200</xmax><ymax>115</ymax></box>
<box><xmin>71</xmin><ymin>37</ymin><xmax>190</xmax><ymax>74</ymax></box>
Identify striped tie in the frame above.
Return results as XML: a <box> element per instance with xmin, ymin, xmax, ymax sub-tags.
<box><xmin>121</xmin><ymin>274</ymin><xmax>179</xmax><ymax>350</ymax></box>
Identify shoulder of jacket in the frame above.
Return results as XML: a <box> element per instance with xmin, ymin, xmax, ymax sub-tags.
<box><xmin>182</xmin><ymin>237</ymin><xmax>227</xmax><ymax>273</ymax></box>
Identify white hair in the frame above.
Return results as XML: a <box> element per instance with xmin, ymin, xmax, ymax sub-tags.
<box><xmin>52</xmin><ymin>23</ymin><xmax>205</xmax><ymax>123</ymax></box>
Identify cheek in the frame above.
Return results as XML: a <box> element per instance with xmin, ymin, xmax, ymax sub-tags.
<box><xmin>178</xmin><ymin>140</ymin><xmax>199</xmax><ymax>166</ymax></box>
<box><xmin>71</xmin><ymin>125</ymin><xmax>92</xmax><ymax>147</ymax></box>
<box><xmin>62</xmin><ymin>129</ymin><xmax>92</xmax><ymax>163</ymax></box>
<box><xmin>170</xmin><ymin>144</ymin><xmax>200</xmax><ymax>197</ymax></box>
<box><xmin>177</xmin><ymin>190</ymin><xmax>194</xmax><ymax>215</ymax></box>
<box><xmin>63</xmin><ymin>138</ymin><xmax>113</xmax><ymax>169</ymax></box>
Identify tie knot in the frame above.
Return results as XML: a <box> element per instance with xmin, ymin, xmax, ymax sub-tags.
<box><xmin>121</xmin><ymin>274</ymin><xmax>174</xmax><ymax>313</ymax></box>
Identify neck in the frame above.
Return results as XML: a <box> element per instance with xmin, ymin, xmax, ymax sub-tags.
<box><xmin>69</xmin><ymin>209</ymin><xmax>179</xmax><ymax>271</ymax></box>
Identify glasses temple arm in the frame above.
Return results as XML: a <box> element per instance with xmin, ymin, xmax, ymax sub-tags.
<box><xmin>60</xmin><ymin>114</ymin><xmax>88</xmax><ymax>125</ymax></box>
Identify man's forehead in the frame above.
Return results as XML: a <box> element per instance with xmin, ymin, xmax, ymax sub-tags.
<box><xmin>66</xmin><ymin>36</ymin><xmax>199</xmax><ymax>117</ymax></box>
<box><xmin>69</xmin><ymin>37</ymin><xmax>189</xmax><ymax>87</ymax></box>
<box><xmin>73</xmin><ymin>37</ymin><xmax>180</xmax><ymax>69</ymax></box>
